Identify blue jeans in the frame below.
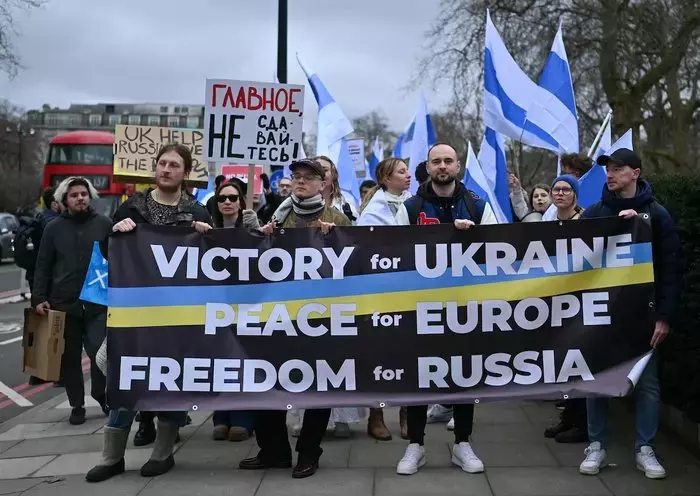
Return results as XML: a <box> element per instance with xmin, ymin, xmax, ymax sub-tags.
<box><xmin>587</xmin><ymin>353</ymin><xmax>660</xmax><ymax>451</ymax></box>
<box><xmin>108</xmin><ymin>409</ymin><xmax>189</xmax><ymax>430</ymax></box>
<box><xmin>212</xmin><ymin>410</ymin><xmax>253</xmax><ymax>431</ymax></box>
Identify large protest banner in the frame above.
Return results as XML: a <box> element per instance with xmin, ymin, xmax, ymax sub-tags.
<box><xmin>112</xmin><ymin>125</ymin><xmax>208</xmax><ymax>186</ymax></box>
<box><xmin>204</xmin><ymin>79</ymin><xmax>305</xmax><ymax>166</ymax></box>
<box><xmin>106</xmin><ymin>217</ymin><xmax>655</xmax><ymax>411</ymax></box>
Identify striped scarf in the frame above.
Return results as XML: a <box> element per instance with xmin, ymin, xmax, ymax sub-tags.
<box><xmin>291</xmin><ymin>193</ymin><xmax>325</xmax><ymax>217</ymax></box>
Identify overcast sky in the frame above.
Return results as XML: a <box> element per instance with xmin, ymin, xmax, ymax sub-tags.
<box><xmin>0</xmin><ymin>0</ymin><xmax>450</xmax><ymax>134</ymax></box>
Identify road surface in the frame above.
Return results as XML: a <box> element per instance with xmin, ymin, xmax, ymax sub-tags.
<box><xmin>0</xmin><ymin>300</ymin><xmax>90</xmax><ymax>423</ymax></box>
<box><xmin>0</xmin><ymin>263</ymin><xmax>24</xmax><ymax>299</ymax></box>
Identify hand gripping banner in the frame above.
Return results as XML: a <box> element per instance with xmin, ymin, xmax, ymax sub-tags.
<box><xmin>106</xmin><ymin>217</ymin><xmax>655</xmax><ymax>411</ymax></box>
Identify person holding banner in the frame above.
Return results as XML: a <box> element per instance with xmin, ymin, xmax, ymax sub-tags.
<box><xmin>358</xmin><ymin>158</ymin><xmax>412</xmax><ymax>227</ymax></box>
<box><xmin>542</xmin><ymin>154</ymin><xmax>593</xmax><ymax>221</ymax></box>
<box><xmin>551</xmin><ymin>175</ymin><xmax>585</xmax><ymax>221</ymax></box>
<box><xmin>579</xmin><ymin>149</ymin><xmax>683</xmax><ymax>480</ymax></box>
<box><xmin>209</xmin><ymin>179</ymin><xmax>259</xmax><ymax>442</ymax></box>
<box><xmin>86</xmin><ymin>144</ymin><xmax>212</xmax><ymax>483</ymax></box>
<box><xmin>245</xmin><ymin>158</ymin><xmax>350</xmax><ymax>479</ymax></box>
<box><xmin>394</xmin><ymin>143</ymin><xmax>496</xmax><ymax>476</ymax></box>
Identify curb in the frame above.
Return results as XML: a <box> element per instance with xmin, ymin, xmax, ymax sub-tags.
<box><xmin>0</xmin><ymin>384</ymin><xmax>72</xmax><ymax>435</ymax></box>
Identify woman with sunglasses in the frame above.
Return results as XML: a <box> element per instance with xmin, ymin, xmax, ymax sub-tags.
<box><xmin>209</xmin><ymin>179</ymin><xmax>260</xmax><ymax>442</ymax></box>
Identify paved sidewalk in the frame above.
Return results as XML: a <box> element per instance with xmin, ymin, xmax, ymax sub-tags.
<box><xmin>0</xmin><ymin>394</ymin><xmax>699</xmax><ymax>496</ymax></box>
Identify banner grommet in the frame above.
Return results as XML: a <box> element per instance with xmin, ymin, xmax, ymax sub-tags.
<box><xmin>286</xmin><ymin>404</ymin><xmax>293</xmax><ymax>410</ymax></box>
<box><xmin>474</xmin><ymin>399</ymin><xmax>480</xmax><ymax>404</ymax></box>
<box><xmin>563</xmin><ymin>394</ymin><xmax>569</xmax><ymax>400</ymax></box>
<box><xmin>379</xmin><ymin>402</ymin><xmax>386</xmax><ymax>408</ymax></box>
<box><xmin>191</xmin><ymin>405</ymin><xmax>199</xmax><ymax>411</ymax></box>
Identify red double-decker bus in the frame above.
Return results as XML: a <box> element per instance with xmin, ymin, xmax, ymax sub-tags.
<box><xmin>43</xmin><ymin>130</ymin><xmax>126</xmax><ymax>217</ymax></box>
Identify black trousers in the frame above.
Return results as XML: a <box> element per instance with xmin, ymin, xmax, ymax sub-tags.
<box><xmin>253</xmin><ymin>408</ymin><xmax>331</xmax><ymax>462</ymax></box>
<box><xmin>562</xmin><ymin>398</ymin><xmax>587</xmax><ymax>428</ymax></box>
<box><xmin>407</xmin><ymin>404</ymin><xmax>474</xmax><ymax>445</ymax></box>
<box><xmin>62</xmin><ymin>311</ymin><xmax>107</xmax><ymax>408</ymax></box>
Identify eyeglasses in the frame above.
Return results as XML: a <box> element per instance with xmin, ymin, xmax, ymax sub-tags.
<box><xmin>216</xmin><ymin>194</ymin><xmax>239</xmax><ymax>203</ymax></box>
<box><xmin>552</xmin><ymin>187</ymin><xmax>573</xmax><ymax>195</ymax></box>
<box><xmin>291</xmin><ymin>173</ymin><xmax>321</xmax><ymax>182</ymax></box>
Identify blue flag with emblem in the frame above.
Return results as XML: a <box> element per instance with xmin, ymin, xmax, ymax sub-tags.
<box><xmin>79</xmin><ymin>241</ymin><xmax>108</xmax><ymax>306</ymax></box>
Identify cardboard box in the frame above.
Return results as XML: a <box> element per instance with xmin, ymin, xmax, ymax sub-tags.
<box><xmin>22</xmin><ymin>309</ymin><xmax>66</xmax><ymax>381</ymax></box>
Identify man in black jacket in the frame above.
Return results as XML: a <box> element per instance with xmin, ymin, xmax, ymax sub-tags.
<box><xmin>32</xmin><ymin>177</ymin><xmax>112</xmax><ymax>425</ymax></box>
<box><xmin>578</xmin><ymin>149</ymin><xmax>683</xmax><ymax>480</ymax></box>
<box><xmin>87</xmin><ymin>143</ymin><xmax>212</xmax><ymax>484</ymax></box>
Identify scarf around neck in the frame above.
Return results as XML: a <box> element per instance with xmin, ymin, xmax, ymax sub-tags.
<box><xmin>291</xmin><ymin>193</ymin><xmax>325</xmax><ymax>217</ymax></box>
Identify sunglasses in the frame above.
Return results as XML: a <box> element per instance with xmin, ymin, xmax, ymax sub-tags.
<box><xmin>216</xmin><ymin>194</ymin><xmax>239</xmax><ymax>203</ymax></box>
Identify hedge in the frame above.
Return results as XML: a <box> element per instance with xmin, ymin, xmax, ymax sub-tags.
<box><xmin>646</xmin><ymin>173</ymin><xmax>700</xmax><ymax>422</ymax></box>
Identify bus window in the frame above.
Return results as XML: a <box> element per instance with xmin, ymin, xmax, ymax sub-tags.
<box><xmin>48</xmin><ymin>144</ymin><xmax>113</xmax><ymax>165</ymax></box>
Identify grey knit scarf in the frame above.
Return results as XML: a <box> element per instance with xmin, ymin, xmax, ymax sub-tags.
<box><xmin>272</xmin><ymin>194</ymin><xmax>325</xmax><ymax>225</ymax></box>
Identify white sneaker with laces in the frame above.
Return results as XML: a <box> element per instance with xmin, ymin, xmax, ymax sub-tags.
<box><xmin>396</xmin><ymin>443</ymin><xmax>426</xmax><ymax>475</ymax></box>
<box><xmin>427</xmin><ymin>404</ymin><xmax>453</xmax><ymax>423</ymax></box>
<box><xmin>446</xmin><ymin>417</ymin><xmax>454</xmax><ymax>431</ymax></box>
<box><xmin>452</xmin><ymin>442</ymin><xmax>484</xmax><ymax>473</ymax></box>
<box><xmin>636</xmin><ymin>446</ymin><xmax>666</xmax><ymax>479</ymax></box>
<box><xmin>579</xmin><ymin>442</ymin><xmax>606</xmax><ymax>475</ymax></box>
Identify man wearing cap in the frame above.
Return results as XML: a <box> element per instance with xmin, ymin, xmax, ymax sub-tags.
<box><xmin>578</xmin><ymin>148</ymin><xmax>683</xmax><ymax>479</ymax></box>
<box><xmin>239</xmin><ymin>159</ymin><xmax>349</xmax><ymax>480</ymax></box>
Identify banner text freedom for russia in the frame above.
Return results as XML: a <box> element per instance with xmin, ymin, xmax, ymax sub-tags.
<box><xmin>106</xmin><ymin>218</ymin><xmax>655</xmax><ymax>411</ymax></box>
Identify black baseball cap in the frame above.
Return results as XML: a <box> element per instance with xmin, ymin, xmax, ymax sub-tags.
<box><xmin>289</xmin><ymin>159</ymin><xmax>325</xmax><ymax>179</ymax></box>
<box><xmin>596</xmin><ymin>148</ymin><xmax>641</xmax><ymax>170</ymax></box>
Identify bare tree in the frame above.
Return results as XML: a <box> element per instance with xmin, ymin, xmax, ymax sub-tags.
<box><xmin>0</xmin><ymin>0</ymin><xmax>48</xmax><ymax>78</ymax></box>
<box><xmin>350</xmin><ymin>110</ymin><xmax>398</xmax><ymax>158</ymax></box>
<box><xmin>416</xmin><ymin>0</ymin><xmax>700</xmax><ymax>171</ymax></box>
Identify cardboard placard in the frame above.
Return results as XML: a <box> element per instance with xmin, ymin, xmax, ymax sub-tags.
<box><xmin>23</xmin><ymin>309</ymin><xmax>66</xmax><ymax>382</ymax></box>
<box><xmin>220</xmin><ymin>164</ymin><xmax>263</xmax><ymax>195</ymax></box>
<box><xmin>346</xmin><ymin>138</ymin><xmax>366</xmax><ymax>172</ymax></box>
<box><xmin>112</xmin><ymin>125</ymin><xmax>208</xmax><ymax>186</ymax></box>
<box><xmin>204</xmin><ymin>79</ymin><xmax>305</xmax><ymax>166</ymax></box>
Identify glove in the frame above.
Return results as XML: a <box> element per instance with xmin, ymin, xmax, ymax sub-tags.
<box><xmin>260</xmin><ymin>173</ymin><xmax>270</xmax><ymax>190</ymax></box>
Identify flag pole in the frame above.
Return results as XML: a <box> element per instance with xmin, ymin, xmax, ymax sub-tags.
<box><xmin>587</xmin><ymin>109</ymin><xmax>613</xmax><ymax>158</ymax></box>
<box><xmin>247</xmin><ymin>164</ymin><xmax>256</xmax><ymax>208</ymax></box>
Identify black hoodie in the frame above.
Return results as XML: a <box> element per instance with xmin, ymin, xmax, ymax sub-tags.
<box><xmin>582</xmin><ymin>179</ymin><xmax>683</xmax><ymax>325</ymax></box>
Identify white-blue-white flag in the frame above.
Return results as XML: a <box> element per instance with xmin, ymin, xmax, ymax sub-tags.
<box><xmin>367</xmin><ymin>136</ymin><xmax>383</xmax><ymax>181</ymax></box>
<box><xmin>396</xmin><ymin>93</ymin><xmax>436</xmax><ymax>193</ymax></box>
<box><xmin>392</xmin><ymin>96</ymin><xmax>436</xmax><ymax>163</ymax></box>
<box><xmin>337</xmin><ymin>139</ymin><xmax>361</xmax><ymax>205</ymax></box>
<box><xmin>296</xmin><ymin>53</ymin><xmax>354</xmax><ymax>162</ymax></box>
<box><xmin>463</xmin><ymin>142</ymin><xmax>507</xmax><ymax>223</ymax></box>
<box><xmin>526</xmin><ymin>22</ymin><xmax>579</xmax><ymax>154</ymax></box>
<box><xmin>483</xmin><ymin>11</ymin><xmax>572</xmax><ymax>153</ymax></box>
<box><xmin>476</xmin><ymin>128</ymin><xmax>512</xmax><ymax>222</ymax></box>
<box><xmin>579</xmin><ymin>128</ymin><xmax>633</xmax><ymax>208</ymax></box>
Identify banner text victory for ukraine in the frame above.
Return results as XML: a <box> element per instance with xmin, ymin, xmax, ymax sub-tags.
<box><xmin>106</xmin><ymin>218</ymin><xmax>655</xmax><ymax>411</ymax></box>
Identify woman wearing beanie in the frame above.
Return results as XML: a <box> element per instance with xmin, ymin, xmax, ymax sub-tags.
<box><xmin>544</xmin><ymin>174</ymin><xmax>588</xmax><ymax>444</ymax></box>
<box><xmin>551</xmin><ymin>175</ymin><xmax>584</xmax><ymax>221</ymax></box>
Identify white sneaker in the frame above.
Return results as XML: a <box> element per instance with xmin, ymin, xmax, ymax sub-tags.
<box><xmin>446</xmin><ymin>417</ymin><xmax>454</xmax><ymax>431</ymax></box>
<box><xmin>579</xmin><ymin>442</ymin><xmax>607</xmax><ymax>475</ymax></box>
<box><xmin>636</xmin><ymin>446</ymin><xmax>666</xmax><ymax>479</ymax></box>
<box><xmin>427</xmin><ymin>404</ymin><xmax>453</xmax><ymax>423</ymax></box>
<box><xmin>452</xmin><ymin>442</ymin><xmax>484</xmax><ymax>473</ymax></box>
<box><xmin>396</xmin><ymin>443</ymin><xmax>426</xmax><ymax>475</ymax></box>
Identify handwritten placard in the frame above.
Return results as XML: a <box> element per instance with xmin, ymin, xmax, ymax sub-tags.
<box><xmin>113</xmin><ymin>125</ymin><xmax>208</xmax><ymax>186</ymax></box>
<box><xmin>204</xmin><ymin>79</ymin><xmax>305</xmax><ymax>166</ymax></box>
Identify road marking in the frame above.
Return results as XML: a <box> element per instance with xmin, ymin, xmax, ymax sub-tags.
<box><xmin>0</xmin><ymin>322</ymin><xmax>22</xmax><ymax>335</ymax></box>
<box><xmin>0</xmin><ymin>380</ymin><xmax>33</xmax><ymax>407</ymax></box>
<box><xmin>0</xmin><ymin>336</ymin><xmax>22</xmax><ymax>346</ymax></box>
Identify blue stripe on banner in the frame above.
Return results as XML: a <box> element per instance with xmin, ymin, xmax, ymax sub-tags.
<box><xmin>484</xmin><ymin>128</ymin><xmax>513</xmax><ymax>222</ymax></box>
<box><xmin>484</xmin><ymin>49</ymin><xmax>560</xmax><ymax>150</ymax></box>
<box><xmin>538</xmin><ymin>52</ymin><xmax>577</xmax><ymax>118</ymax></box>
<box><xmin>308</xmin><ymin>74</ymin><xmax>335</xmax><ymax>109</ymax></box>
<box><xmin>109</xmin><ymin>243</ymin><xmax>653</xmax><ymax>308</ymax></box>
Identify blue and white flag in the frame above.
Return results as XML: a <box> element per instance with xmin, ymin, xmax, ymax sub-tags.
<box><xmin>527</xmin><ymin>22</ymin><xmax>579</xmax><ymax>154</ymax></box>
<box><xmin>476</xmin><ymin>128</ymin><xmax>512</xmax><ymax>222</ymax></box>
<box><xmin>578</xmin><ymin>128</ymin><xmax>633</xmax><ymax>208</ymax></box>
<box><xmin>464</xmin><ymin>142</ymin><xmax>507</xmax><ymax>223</ymax></box>
<box><xmin>392</xmin><ymin>96</ymin><xmax>436</xmax><ymax>163</ymax></box>
<box><xmin>296</xmin><ymin>53</ymin><xmax>353</xmax><ymax>162</ymax></box>
<box><xmin>393</xmin><ymin>94</ymin><xmax>437</xmax><ymax>193</ymax></box>
<box><xmin>367</xmin><ymin>136</ymin><xmax>383</xmax><ymax>181</ymax></box>
<box><xmin>483</xmin><ymin>11</ymin><xmax>572</xmax><ymax>153</ymax></box>
<box><xmin>338</xmin><ymin>139</ymin><xmax>361</xmax><ymax>205</ymax></box>
<box><xmin>194</xmin><ymin>174</ymin><xmax>215</xmax><ymax>204</ymax></box>
<box><xmin>79</xmin><ymin>242</ymin><xmax>108</xmax><ymax>306</ymax></box>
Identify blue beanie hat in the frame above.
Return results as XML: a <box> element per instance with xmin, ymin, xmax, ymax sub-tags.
<box><xmin>551</xmin><ymin>174</ymin><xmax>579</xmax><ymax>198</ymax></box>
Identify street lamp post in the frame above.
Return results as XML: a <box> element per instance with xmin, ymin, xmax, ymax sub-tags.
<box><xmin>277</xmin><ymin>0</ymin><xmax>288</xmax><ymax>84</ymax></box>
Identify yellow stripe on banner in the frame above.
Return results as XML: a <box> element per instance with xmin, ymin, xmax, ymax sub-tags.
<box><xmin>107</xmin><ymin>263</ymin><xmax>654</xmax><ymax>328</ymax></box>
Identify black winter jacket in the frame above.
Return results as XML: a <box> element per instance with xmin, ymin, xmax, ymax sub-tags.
<box><xmin>582</xmin><ymin>179</ymin><xmax>684</xmax><ymax>325</ymax></box>
<box><xmin>31</xmin><ymin>208</ymin><xmax>112</xmax><ymax>315</ymax></box>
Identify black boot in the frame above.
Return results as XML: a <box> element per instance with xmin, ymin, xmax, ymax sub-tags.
<box><xmin>292</xmin><ymin>454</ymin><xmax>320</xmax><ymax>479</ymax></box>
<box><xmin>555</xmin><ymin>426</ymin><xmax>589</xmax><ymax>443</ymax></box>
<box><xmin>134</xmin><ymin>418</ymin><xmax>156</xmax><ymax>447</ymax></box>
<box><xmin>69</xmin><ymin>407</ymin><xmax>86</xmax><ymax>425</ymax></box>
<box><xmin>544</xmin><ymin>419</ymin><xmax>572</xmax><ymax>438</ymax></box>
<box><xmin>140</xmin><ymin>419</ymin><xmax>179</xmax><ymax>477</ymax></box>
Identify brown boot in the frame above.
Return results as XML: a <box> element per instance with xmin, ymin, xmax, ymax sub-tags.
<box><xmin>399</xmin><ymin>407</ymin><xmax>408</xmax><ymax>440</ymax></box>
<box><xmin>367</xmin><ymin>408</ymin><xmax>392</xmax><ymax>441</ymax></box>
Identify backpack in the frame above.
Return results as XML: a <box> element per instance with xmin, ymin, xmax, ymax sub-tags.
<box><xmin>13</xmin><ymin>215</ymin><xmax>41</xmax><ymax>271</ymax></box>
<box><xmin>405</xmin><ymin>190</ymin><xmax>482</xmax><ymax>225</ymax></box>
